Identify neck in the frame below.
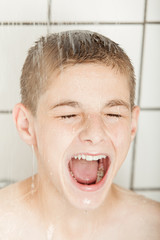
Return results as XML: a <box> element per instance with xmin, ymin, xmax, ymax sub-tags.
<box><xmin>32</xmin><ymin>174</ymin><xmax>117</xmax><ymax>233</ymax></box>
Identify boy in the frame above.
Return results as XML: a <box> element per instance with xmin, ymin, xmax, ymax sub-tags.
<box><xmin>0</xmin><ymin>30</ymin><xmax>159</xmax><ymax>239</ymax></box>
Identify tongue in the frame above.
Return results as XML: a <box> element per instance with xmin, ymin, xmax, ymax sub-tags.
<box><xmin>70</xmin><ymin>158</ymin><xmax>98</xmax><ymax>184</ymax></box>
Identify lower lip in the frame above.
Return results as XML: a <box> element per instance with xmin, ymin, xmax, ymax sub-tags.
<box><xmin>68</xmin><ymin>164</ymin><xmax>110</xmax><ymax>192</ymax></box>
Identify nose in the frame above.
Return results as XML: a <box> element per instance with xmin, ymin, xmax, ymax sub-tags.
<box><xmin>79</xmin><ymin>114</ymin><xmax>106</xmax><ymax>145</ymax></box>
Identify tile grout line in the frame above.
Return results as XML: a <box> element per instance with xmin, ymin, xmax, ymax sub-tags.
<box><xmin>134</xmin><ymin>187</ymin><xmax>160</xmax><ymax>191</ymax></box>
<box><xmin>0</xmin><ymin>21</ymin><xmax>160</xmax><ymax>26</ymax></box>
<box><xmin>47</xmin><ymin>0</ymin><xmax>52</xmax><ymax>34</ymax></box>
<box><xmin>0</xmin><ymin>111</ymin><xmax>12</xmax><ymax>114</ymax></box>
<box><xmin>137</xmin><ymin>0</ymin><xmax>148</xmax><ymax>107</ymax></box>
<box><xmin>130</xmin><ymin>0</ymin><xmax>148</xmax><ymax>191</ymax></box>
<box><xmin>141</xmin><ymin>107</ymin><xmax>160</xmax><ymax>111</ymax></box>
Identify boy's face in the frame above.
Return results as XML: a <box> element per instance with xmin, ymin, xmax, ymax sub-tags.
<box><xmin>33</xmin><ymin>63</ymin><xmax>138</xmax><ymax>210</ymax></box>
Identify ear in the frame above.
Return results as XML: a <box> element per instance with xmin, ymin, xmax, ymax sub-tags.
<box><xmin>130</xmin><ymin>106</ymin><xmax>140</xmax><ymax>142</ymax></box>
<box><xmin>13</xmin><ymin>103</ymin><xmax>36</xmax><ymax>145</ymax></box>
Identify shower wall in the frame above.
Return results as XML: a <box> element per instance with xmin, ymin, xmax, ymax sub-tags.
<box><xmin>0</xmin><ymin>0</ymin><xmax>160</xmax><ymax>201</ymax></box>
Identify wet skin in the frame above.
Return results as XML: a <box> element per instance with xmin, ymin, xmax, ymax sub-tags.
<box><xmin>33</xmin><ymin>63</ymin><xmax>139</xmax><ymax>209</ymax></box>
<box><xmin>0</xmin><ymin>63</ymin><xmax>160</xmax><ymax>239</ymax></box>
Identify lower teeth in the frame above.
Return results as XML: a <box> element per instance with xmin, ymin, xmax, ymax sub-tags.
<box><xmin>96</xmin><ymin>159</ymin><xmax>105</xmax><ymax>183</ymax></box>
<box><xmin>96</xmin><ymin>169</ymin><xmax>104</xmax><ymax>183</ymax></box>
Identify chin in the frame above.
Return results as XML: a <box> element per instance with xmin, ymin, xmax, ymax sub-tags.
<box><xmin>65</xmin><ymin>180</ymin><xmax>113</xmax><ymax>211</ymax></box>
<box><xmin>68</xmin><ymin>192</ymin><xmax>108</xmax><ymax>210</ymax></box>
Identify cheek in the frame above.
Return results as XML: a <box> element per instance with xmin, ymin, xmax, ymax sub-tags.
<box><xmin>36</xmin><ymin>121</ymin><xmax>76</xmax><ymax>159</ymax></box>
<box><xmin>108</xmin><ymin>121</ymin><xmax>131</xmax><ymax>149</ymax></box>
<box><xmin>108</xmin><ymin>123</ymin><xmax>132</xmax><ymax>172</ymax></box>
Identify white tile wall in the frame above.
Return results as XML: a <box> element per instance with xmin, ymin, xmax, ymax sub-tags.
<box><xmin>0</xmin><ymin>26</ymin><xmax>47</xmax><ymax>110</ymax></box>
<box><xmin>114</xmin><ymin>144</ymin><xmax>133</xmax><ymax>189</ymax></box>
<box><xmin>147</xmin><ymin>0</ymin><xmax>160</xmax><ymax>22</ymax></box>
<box><xmin>0</xmin><ymin>114</ymin><xmax>33</xmax><ymax>182</ymax></box>
<box><xmin>0</xmin><ymin>0</ymin><xmax>48</xmax><ymax>22</ymax></box>
<box><xmin>134</xmin><ymin>111</ymin><xmax>160</xmax><ymax>188</ymax></box>
<box><xmin>51</xmin><ymin>0</ymin><xmax>145</xmax><ymax>22</ymax></box>
<box><xmin>141</xmin><ymin>25</ymin><xmax>160</xmax><ymax>108</ymax></box>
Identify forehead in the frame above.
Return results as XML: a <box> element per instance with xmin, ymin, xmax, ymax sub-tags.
<box><xmin>39</xmin><ymin>63</ymin><xmax>130</xmax><ymax>109</ymax></box>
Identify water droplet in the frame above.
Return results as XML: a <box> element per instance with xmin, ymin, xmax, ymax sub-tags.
<box><xmin>47</xmin><ymin>224</ymin><xmax>55</xmax><ymax>240</ymax></box>
<box><xmin>84</xmin><ymin>209</ymin><xmax>89</xmax><ymax>215</ymax></box>
<box><xmin>83</xmin><ymin>198</ymin><xmax>91</xmax><ymax>205</ymax></box>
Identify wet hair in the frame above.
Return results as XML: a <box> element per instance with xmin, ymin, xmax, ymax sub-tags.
<box><xmin>20</xmin><ymin>30</ymin><xmax>135</xmax><ymax>115</ymax></box>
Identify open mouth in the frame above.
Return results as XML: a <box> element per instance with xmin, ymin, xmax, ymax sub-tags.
<box><xmin>68</xmin><ymin>154</ymin><xmax>111</xmax><ymax>191</ymax></box>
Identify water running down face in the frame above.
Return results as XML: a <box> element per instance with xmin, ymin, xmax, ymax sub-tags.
<box><xmin>33</xmin><ymin>63</ymin><xmax>139</xmax><ymax>210</ymax></box>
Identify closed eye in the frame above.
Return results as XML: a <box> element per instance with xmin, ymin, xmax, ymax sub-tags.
<box><xmin>106</xmin><ymin>114</ymin><xmax>121</xmax><ymax>118</ymax></box>
<box><xmin>60</xmin><ymin>114</ymin><xmax>77</xmax><ymax>119</ymax></box>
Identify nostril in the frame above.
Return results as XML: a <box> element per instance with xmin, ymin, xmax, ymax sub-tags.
<box><xmin>78</xmin><ymin>114</ymin><xmax>106</xmax><ymax>144</ymax></box>
<box><xmin>79</xmin><ymin>125</ymin><xmax>105</xmax><ymax>145</ymax></box>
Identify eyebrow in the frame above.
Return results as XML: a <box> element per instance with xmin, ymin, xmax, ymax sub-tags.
<box><xmin>104</xmin><ymin>99</ymin><xmax>130</xmax><ymax>110</ymax></box>
<box><xmin>50</xmin><ymin>101</ymin><xmax>81</xmax><ymax>109</ymax></box>
<box><xmin>50</xmin><ymin>99</ymin><xmax>130</xmax><ymax>110</ymax></box>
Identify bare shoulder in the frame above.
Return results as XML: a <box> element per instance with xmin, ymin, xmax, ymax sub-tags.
<box><xmin>0</xmin><ymin>178</ymin><xmax>40</xmax><ymax>238</ymax></box>
<box><xmin>113</xmin><ymin>184</ymin><xmax>160</xmax><ymax>215</ymax></box>
<box><xmin>0</xmin><ymin>182</ymin><xmax>22</xmax><ymax>237</ymax></box>
<box><xmin>112</xmin><ymin>184</ymin><xmax>160</xmax><ymax>238</ymax></box>
<box><xmin>0</xmin><ymin>181</ymin><xmax>22</xmax><ymax>211</ymax></box>
<box><xmin>0</xmin><ymin>179</ymin><xmax>30</xmax><ymax>217</ymax></box>
<box><xmin>0</xmin><ymin>178</ymin><xmax>33</xmax><ymax>209</ymax></box>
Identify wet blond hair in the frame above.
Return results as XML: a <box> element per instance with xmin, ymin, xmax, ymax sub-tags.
<box><xmin>20</xmin><ymin>30</ymin><xmax>135</xmax><ymax>115</ymax></box>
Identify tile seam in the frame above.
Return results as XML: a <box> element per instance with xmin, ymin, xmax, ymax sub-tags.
<box><xmin>0</xmin><ymin>21</ymin><xmax>160</xmax><ymax>26</ymax></box>
<box><xmin>134</xmin><ymin>188</ymin><xmax>160</xmax><ymax>191</ymax></box>
<box><xmin>130</xmin><ymin>0</ymin><xmax>148</xmax><ymax>191</ymax></box>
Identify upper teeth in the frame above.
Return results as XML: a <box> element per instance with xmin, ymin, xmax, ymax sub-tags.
<box><xmin>73</xmin><ymin>154</ymin><xmax>106</xmax><ymax>161</ymax></box>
